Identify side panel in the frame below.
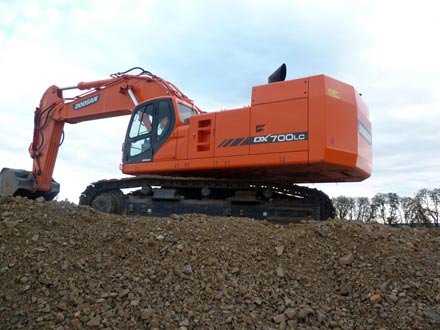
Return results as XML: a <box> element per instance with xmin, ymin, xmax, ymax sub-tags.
<box><xmin>321</xmin><ymin>76</ymin><xmax>358</xmax><ymax>167</ymax></box>
<box><xmin>307</xmin><ymin>76</ymin><xmax>326</xmax><ymax>164</ymax></box>
<box><xmin>251</xmin><ymin>78</ymin><xmax>308</xmax><ymax>105</ymax></box>
<box><xmin>250</xmin><ymin>98</ymin><xmax>309</xmax><ymax>155</ymax></box>
<box><xmin>308</xmin><ymin>75</ymin><xmax>369</xmax><ymax>179</ymax></box>
<box><xmin>175</xmin><ymin>126</ymin><xmax>189</xmax><ymax>160</ymax></box>
<box><xmin>152</xmin><ymin>135</ymin><xmax>177</xmax><ymax>162</ymax></box>
<box><xmin>188</xmin><ymin>113</ymin><xmax>216</xmax><ymax>159</ymax></box>
<box><xmin>214</xmin><ymin>108</ymin><xmax>250</xmax><ymax>157</ymax></box>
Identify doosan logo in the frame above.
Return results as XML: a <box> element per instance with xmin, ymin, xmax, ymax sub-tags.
<box><xmin>73</xmin><ymin>95</ymin><xmax>100</xmax><ymax>111</ymax></box>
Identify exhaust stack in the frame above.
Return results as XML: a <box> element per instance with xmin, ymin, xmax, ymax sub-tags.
<box><xmin>268</xmin><ymin>63</ymin><xmax>287</xmax><ymax>83</ymax></box>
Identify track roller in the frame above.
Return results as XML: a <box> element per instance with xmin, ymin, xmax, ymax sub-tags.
<box><xmin>90</xmin><ymin>189</ymin><xmax>125</xmax><ymax>214</ymax></box>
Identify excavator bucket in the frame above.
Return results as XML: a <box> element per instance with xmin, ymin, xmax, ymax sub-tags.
<box><xmin>0</xmin><ymin>168</ymin><xmax>59</xmax><ymax>200</ymax></box>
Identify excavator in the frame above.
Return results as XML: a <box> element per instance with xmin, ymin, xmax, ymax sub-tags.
<box><xmin>0</xmin><ymin>65</ymin><xmax>372</xmax><ymax>222</ymax></box>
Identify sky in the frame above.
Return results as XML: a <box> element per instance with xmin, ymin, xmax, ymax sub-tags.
<box><xmin>0</xmin><ymin>0</ymin><xmax>439</xmax><ymax>203</ymax></box>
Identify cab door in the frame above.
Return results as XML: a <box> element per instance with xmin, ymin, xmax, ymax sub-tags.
<box><xmin>123</xmin><ymin>98</ymin><xmax>175</xmax><ymax>164</ymax></box>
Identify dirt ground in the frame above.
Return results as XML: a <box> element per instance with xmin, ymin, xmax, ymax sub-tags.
<box><xmin>1</xmin><ymin>196</ymin><xmax>440</xmax><ymax>329</ymax></box>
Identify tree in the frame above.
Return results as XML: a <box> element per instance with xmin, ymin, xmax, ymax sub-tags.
<box><xmin>428</xmin><ymin>188</ymin><xmax>440</xmax><ymax>226</ymax></box>
<box><xmin>330</xmin><ymin>188</ymin><xmax>439</xmax><ymax>225</ymax></box>
<box><xmin>372</xmin><ymin>193</ymin><xmax>387</xmax><ymax>223</ymax></box>
<box><xmin>400</xmin><ymin>197</ymin><xmax>418</xmax><ymax>225</ymax></box>
<box><xmin>386</xmin><ymin>193</ymin><xmax>401</xmax><ymax>225</ymax></box>
<box><xmin>414</xmin><ymin>188</ymin><xmax>440</xmax><ymax>226</ymax></box>
<box><xmin>332</xmin><ymin>196</ymin><xmax>355</xmax><ymax>219</ymax></box>
<box><xmin>353</xmin><ymin>197</ymin><xmax>370</xmax><ymax>221</ymax></box>
<box><xmin>365</xmin><ymin>199</ymin><xmax>377</xmax><ymax>222</ymax></box>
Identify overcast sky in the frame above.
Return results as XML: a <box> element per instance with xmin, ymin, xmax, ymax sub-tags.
<box><xmin>1</xmin><ymin>0</ymin><xmax>439</xmax><ymax>203</ymax></box>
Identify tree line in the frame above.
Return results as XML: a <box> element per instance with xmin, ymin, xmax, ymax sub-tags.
<box><xmin>331</xmin><ymin>188</ymin><xmax>440</xmax><ymax>226</ymax></box>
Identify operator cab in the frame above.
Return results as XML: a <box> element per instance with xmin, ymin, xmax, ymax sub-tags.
<box><xmin>123</xmin><ymin>98</ymin><xmax>197</xmax><ymax>164</ymax></box>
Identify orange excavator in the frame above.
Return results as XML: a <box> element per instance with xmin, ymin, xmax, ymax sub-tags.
<box><xmin>0</xmin><ymin>65</ymin><xmax>372</xmax><ymax>221</ymax></box>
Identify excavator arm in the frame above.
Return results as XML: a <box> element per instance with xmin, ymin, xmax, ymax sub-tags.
<box><xmin>0</xmin><ymin>68</ymin><xmax>200</xmax><ymax>200</ymax></box>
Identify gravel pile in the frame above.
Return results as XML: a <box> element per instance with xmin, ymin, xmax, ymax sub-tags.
<box><xmin>1</xmin><ymin>196</ymin><xmax>440</xmax><ymax>329</ymax></box>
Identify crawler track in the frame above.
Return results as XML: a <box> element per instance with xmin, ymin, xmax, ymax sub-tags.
<box><xmin>79</xmin><ymin>175</ymin><xmax>335</xmax><ymax>222</ymax></box>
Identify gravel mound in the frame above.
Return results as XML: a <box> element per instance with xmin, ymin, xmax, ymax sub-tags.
<box><xmin>1</xmin><ymin>196</ymin><xmax>440</xmax><ymax>330</ymax></box>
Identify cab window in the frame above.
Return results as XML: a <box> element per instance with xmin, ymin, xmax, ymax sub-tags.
<box><xmin>129</xmin><ymin>104</ymin><xmax>154</xmax><ymax>138</ymax></box>
<box><xmin>178</xmin><ymin>103</ymin><xmax>197</xmax><ymax>124</ymax></box>
<box><xmin>129</xmin><ymin>137</ymin><xmax>151</xmax><ymax>157</ymax></box>
<box><xmin>156</xmin><ymin>100</ymin><xmax>172</xmax><ymax>140</ymax></box>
